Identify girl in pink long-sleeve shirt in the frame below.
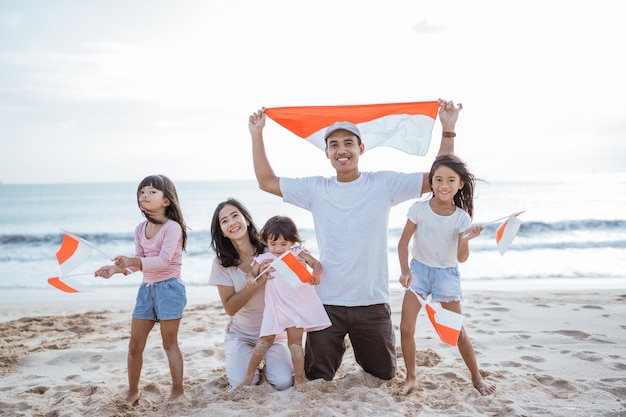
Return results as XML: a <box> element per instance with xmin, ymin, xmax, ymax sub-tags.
<box><xmin>95</xmin><ymin>174</ymin><xmax>188</xmax><ymax>405</ymax></box>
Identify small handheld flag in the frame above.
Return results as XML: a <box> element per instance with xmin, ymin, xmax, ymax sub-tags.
<box><xmin>494</xmin><ymin>212</ymin><xmax>524</xmax><ymax>256</ymax></box>
<box><xmin>472</xmin><ymin>211</ymin><xmax>524</xmax><ymax>256</ymax></box>
<box><xmin>50</xmin><ymin>229</ymin><xmax>129</xmax><ymax>293</ymax></box>
<box><xmin>265</xmin><ymin>101</ymin><xmax>440</xmax><ymax>155</ymax></box>
<box><xmin>409</xmin><ymin>288</ymin><xmax>464</xmax><ymax>346</ymax></box>
<box><xmin>254</xmin><ymin>251</ymin><xmax>320</xmax><ymax>289</ymax></box>
<box><xmin>56</xmin><ymin>233</ymin><xmax>94</xmax><ymax>277</ymax></box>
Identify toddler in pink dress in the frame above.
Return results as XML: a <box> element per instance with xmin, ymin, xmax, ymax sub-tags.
<box><xmin>237</xmin><ymin>216</ymin><xmax>330</xmax><ymax>392</ymax></box>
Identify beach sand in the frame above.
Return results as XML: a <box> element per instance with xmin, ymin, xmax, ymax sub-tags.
<box><xmin>1</xmin><ymin>286</ymin><xmax>625</xmax><ymax>417</ymax></box>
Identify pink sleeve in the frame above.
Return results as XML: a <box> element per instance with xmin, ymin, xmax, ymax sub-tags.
<box><xmin>292</xmin><ymin>246</ymin><xmax>308</xmax><ymax>256</ymax></box>
<box><xmin>126</xmin><ymin>222</ymin><xmax>145</xmax><ymax>274</ymax></box>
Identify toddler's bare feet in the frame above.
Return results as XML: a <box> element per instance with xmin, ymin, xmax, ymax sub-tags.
<box><xmin>294</xmin><ymin>377</ymin><xmax>309</xmax><ymax>392</ymax></box>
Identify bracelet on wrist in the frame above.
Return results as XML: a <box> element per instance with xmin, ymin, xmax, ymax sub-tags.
<box><xmin>442</xmin><ymin>131</ymin><xmax>456</xmax><ymax>138</ymax></box>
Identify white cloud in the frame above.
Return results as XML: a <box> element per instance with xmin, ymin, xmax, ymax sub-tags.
<box><xmin>412</xmin><ymin>19</ymin><xmax>446</xmax><ymax>34</ymax></box>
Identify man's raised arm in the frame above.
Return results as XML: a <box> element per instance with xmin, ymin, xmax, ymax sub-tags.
<box><xmin>249</xmin><ymin>108</ymin><xmax>282</xmax><ymax>197</ymax></box>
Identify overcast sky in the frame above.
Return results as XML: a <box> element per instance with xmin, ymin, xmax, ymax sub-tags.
<box><xmin>1</xmin><ymin>0</ymin><xmax>625</xmax><ymax>184</ymax></box>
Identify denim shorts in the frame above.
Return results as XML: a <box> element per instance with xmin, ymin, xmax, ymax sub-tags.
<box><xmin>132</xmin><ymin>278</ymin><xmax>187</xmax><ymax>321</ymax></box>
<box><xmin>409</xmin><ymin>259</ymin><xmax>463</xmax><ymax>303</ymax></box>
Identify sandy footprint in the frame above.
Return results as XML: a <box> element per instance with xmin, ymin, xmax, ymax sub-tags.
<box><xmin>520</xmin><ymin>355</ymin><xmax>545</xmax><ymax>363</ymax></box>
<box><xmin>484</xmin><ymin>307</ymin><xmax>509</xmax><ymax>312</ymax></box>
<box><xmin>532</xmin><ymin>374</ymin><xmax>579</xmax><ymax>399</ymax></box>
<box><xmin>498</xmin><ymin>360</ymin><xmax>522</xmax><ymax>368</ymax></box>
<box><xmin>572</xmin><ymin>351</ymin><xmax>603</xmax><ymax>362</ymax></box>
<box><xmin>610</xmin><ymin>362</ymin><xmax>626</xmax><ymax>371</ymax></box>
<box><xmin>551</xmin><ymin>330</ymin><xmax>590</xmax><ymax>339</ymax></box>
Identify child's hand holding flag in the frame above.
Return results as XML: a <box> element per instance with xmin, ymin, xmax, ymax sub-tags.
<box><xmin>461</xmin><ymin>225</ymin><xmax>485</xmax><ymax>240</ymax></box>
<box><xmin>464</xmin><ymin>211</ymin><xmax>525</xmax><ymax>256</ymax></box>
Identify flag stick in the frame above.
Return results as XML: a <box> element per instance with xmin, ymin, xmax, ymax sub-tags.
<box><xmin>55</xmin><ymin>273</ymin><xmax>95</xmax><ymax>278</ymax></box>
<box><xmin>462</xmin><ymin>210</ymin><xmax>525</xmax><ymax>239</ymax></box>
<box><xmin>253</xmin><ymin>251</ymin><xmax>290</xmax><ymax>282</ymax></box>
<box><xmin>253</xmin><ymin>265</ymin><xmax>273</xmax><ymax>282</ymax></box>
<box><xmin>482</xmin><ymin>210</ymin><xmax>525</xmax><ymax>225</ymax></box>
<box><xmin>406</xmin><ymin>287</ymin><xmax>427</xmax><ymax>305</ymax></box>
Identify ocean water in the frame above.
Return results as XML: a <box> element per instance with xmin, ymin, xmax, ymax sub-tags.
<box><xmin>1</xmin><ymin>173</ymin><xmax>625</xmax><ymax>294</ymax></box>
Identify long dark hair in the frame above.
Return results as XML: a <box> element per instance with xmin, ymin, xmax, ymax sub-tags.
<box><xmin>210</xmin><ymin>198</ymin><xmax>265</xmax><ymax>268</ymax></box>
<box><xmin>137</xmin><ymin>174</ymin><xmax>187</xmax><ymax>250</ymax></box>
<box><xmin>428</xmin><ymin>154</ymin><xmax>476</xmax><ymax>218</ymax></box>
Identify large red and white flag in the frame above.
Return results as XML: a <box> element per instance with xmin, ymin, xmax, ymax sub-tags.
<box><xmin>496</xmin><ymin>212</ymin><xmax>524</xmax><ymax>256</ymax></box>
<box><xmin>265</xmin><ymin>101</ymin><xmax>440</xmax><ymax>155</ymax></box>
<box><xmin>410</xmin><ymin>289</ymin><xmax>464</xmax><ymax>346</ymax></box>
<box><xmin>56</xmin><ymin>232</ymin><xmax>94</xmax><ymax>276</ymax></box>
<box><xmin>257</xmin><ymin>251</ymin><xmax>320</xmax><ymax>289</ymax></box>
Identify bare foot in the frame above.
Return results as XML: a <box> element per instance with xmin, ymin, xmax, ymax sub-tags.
<box><xmin>294</xmin><ymin>377</ymin><xmax>309</xmax><ymax>393</ymax></box>
<box><xmin>167</xmin><ymin>390</ymin><xmax>185</xmax><ymax>403</ymax></box>
<box><xmin>473</xmin><ymin>378</ymin><xmax>496</xmax><ymax>396</ymax></box>
<box><xmin>395</xmin><ymin>377</ymin><xmax>418</xmax><ymax>396</ymax></box>
<box><xmin>124</xmin><ymin>390</ymin><xmax>141</xmax><ymax>406</ymax></box>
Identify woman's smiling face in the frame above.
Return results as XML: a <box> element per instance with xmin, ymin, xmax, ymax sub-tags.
<box><xmin>218</xmin><ymin>204</ymin><xmax>249</xmax><ymax>241</ymax></box>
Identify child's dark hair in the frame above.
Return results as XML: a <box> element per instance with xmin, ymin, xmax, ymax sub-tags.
<box><xmin>428</xmin><ymin>154</ymin><xmax>476</xmax><ymax>218</ymax></box>
<box><xmin>260</xmin><ymin>216</ymin><xmax>302</xmax><ymax>245</ymax></box>
<box><xmin>137</xmin><ymin>174</ymin><xmax>188</xmax><ymax>250</ymax></box>
<box><xmin>210</xmin><ymin>198</ymin><xmax>265</xmax><ymax>268</ymax></box>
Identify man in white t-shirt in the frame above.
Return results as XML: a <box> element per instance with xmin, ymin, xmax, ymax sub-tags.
<box><xmin>248</xmin><ymin>99</ymin><xmax>462</xmax><ymax>381</ymax></box>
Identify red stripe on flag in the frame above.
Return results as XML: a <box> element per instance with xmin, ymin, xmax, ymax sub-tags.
<box><xmin>56</xmin><ymin>235</ymin><xmax>79</xmax><ymax>265</ymax></box>
<box><xmin>495</xmin><ymin>219</ymin><xmax>509</xmax><ymax>243</ymax></box>
<box><xmin>48</xmin><ymin>277</ymin><xmax>80</xmax><ymax>293</ymax></box>
<box><xmin>281</xmin><ymin>252</ymin><xmax>315</xmax><ymax>283</ymax></box>
<box><xmin>265</xmin><ymin>101</ymin><xmax>440</xmax><ymax>139</ymax></box>
<box><xmin>425</xmin><ymin>304</ymin><xmax>462</xmax><ymax>346</ymax></box>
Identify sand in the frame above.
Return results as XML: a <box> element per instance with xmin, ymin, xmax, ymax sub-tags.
<box><xmin>1</xmin><ymin>285</ymin><xmax>625</xmax><ymax>417</ymax></box>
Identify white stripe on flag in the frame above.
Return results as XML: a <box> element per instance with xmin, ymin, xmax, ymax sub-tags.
<box><xmin>304</xmin><ymin>114</ymin><xmax>435</xmax><ymax>154</ymax></box>
<box><xmin>271</xmin><ymin>258</ymin><xmax>306</xmax><ymax>289</ymax></box>
<box><xmin>270</xmin><ymin>251</ymin><xmax>317</xmax><ymax>289</ymax></box>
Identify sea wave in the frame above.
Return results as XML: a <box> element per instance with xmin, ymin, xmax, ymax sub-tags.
<box><xmin>0</xmin><ymin>232</ymin><xmax>133</xmax><ymax>246</ymax></box>
<box><xmin>2</xmin><ymin>219</ymin><xmax>626</xmax><ymax>264</ymax></box>
<box><xmin>4</xmin><ymin>219</ymin><xmax>626</xmax><ymax>244</ymax></box>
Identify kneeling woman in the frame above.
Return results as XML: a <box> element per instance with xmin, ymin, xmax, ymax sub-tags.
<box><xmin>209</xmin><ymin>198</ymin><xmax>293</xmax><ymax>390</ymax></box>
